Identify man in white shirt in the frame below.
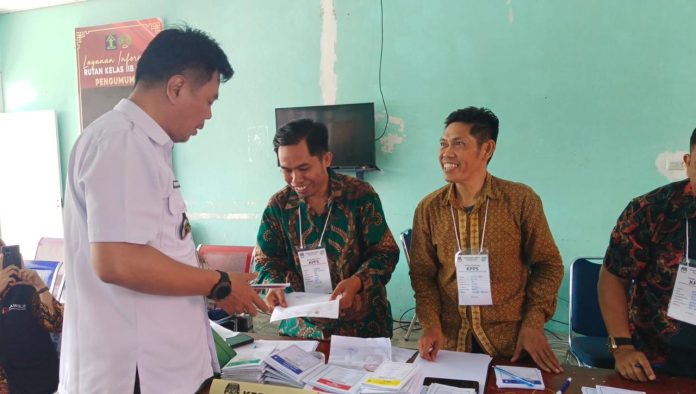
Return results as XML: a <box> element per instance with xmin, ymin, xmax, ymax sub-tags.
<box><xmin>60</xmin><ymin>26</ymin><xmax>269</xmax><ymax>394</ymax></box>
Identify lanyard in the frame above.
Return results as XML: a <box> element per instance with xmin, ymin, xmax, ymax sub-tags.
<box><xmin>450</xmin><ymin>198</ymin><xmax>490</xmax><ymax>254</ymax></box>
<box><xmin>684</xmin><ymin>218</ymin><xmax>690</xmax><ymax>265</ymax></box>
<box><xmin>298</xmin><ymin>201</ymin><xmax>334</xmax><ymax>250</ymax></box>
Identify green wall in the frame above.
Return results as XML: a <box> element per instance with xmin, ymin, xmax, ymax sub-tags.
<box><xmin>2</xmin><ymin>0</ymin><xmax>695</xmax><ymax>331</ymax></box>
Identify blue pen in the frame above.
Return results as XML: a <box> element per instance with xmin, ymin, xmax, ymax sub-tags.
<box><xmin>556</xmin><ymin>377</ymin><xmax>572</xmax><ymax>394</ymax></box>
<box><xmin>494</xmin><ymin>366</ymin><xmax>535</xmax><ymax>387</ymax></box>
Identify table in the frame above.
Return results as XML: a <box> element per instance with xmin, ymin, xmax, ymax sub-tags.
<box><xmin>486</xmin><ymin>359</ymin><xmax>694</xmax><ymax>394</ymax></box>
<box><xmin>212</xmin><ymin>334</ymin><xmax>695</xmax><ymax>394</ymax></box>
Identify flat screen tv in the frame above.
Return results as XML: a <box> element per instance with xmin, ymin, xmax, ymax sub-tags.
<box><xmin>275</xmin><ymin>103</ymin><xmax>377</xmax><ymax>170</ymax></box>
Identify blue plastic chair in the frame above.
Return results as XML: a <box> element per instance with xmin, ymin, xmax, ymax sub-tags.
<box><xmin>567</xmin><ymin>257</ymin><xmax>615</xmax><ymax>369</ymax></box>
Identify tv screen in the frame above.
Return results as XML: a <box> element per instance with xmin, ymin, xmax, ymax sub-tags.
<box><xmin>275</xmin><ymin>103</ymin><xmax>376</xmax><ymax>170</ymax></box>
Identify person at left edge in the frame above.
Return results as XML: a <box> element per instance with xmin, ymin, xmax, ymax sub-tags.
<box><xmin>254</xmin><ymin>118</ymin><xmax>400</xmax><ymax>339</ymax></box>
<box><xmin>59</xmin><ymin>26</ymin><xmax>269</xmax><ymax>394</ymax></box>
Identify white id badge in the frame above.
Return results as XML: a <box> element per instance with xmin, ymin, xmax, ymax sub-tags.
<box><xmin>298</xmin><ymin>248</ymin><xmax>333</xmax><ymax>294</ymax></box>
<box><xmin>454</xmin><ymin>249</ymin><xmax>493</xmax><ymax>305</ymax></box>
<box><xmin>667</xmin><ymin>262</ymin><xmax>696</xmax><ymax>325</ymax></box>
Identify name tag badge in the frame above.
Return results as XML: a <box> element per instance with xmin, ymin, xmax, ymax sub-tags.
<box><xmin>298</xmin><ymin>248</ymin><xmax>333</xmax><ymax>294</ymax></box>
<box><xmin>667</xmin><ymin>262</ymin><xmax>696</xmax><ymax>325</ymax></box>
<box><xmin>454</xmin><ymin>249</ymin><xmax>493</xmax><ymax>306</ymax></box>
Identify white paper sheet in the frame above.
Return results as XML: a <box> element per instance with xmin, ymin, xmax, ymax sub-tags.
<box><xmin>596</xmin><ymin>385</ymin><xmax>646</xmax><ymax>394</ymax></box>
<box><xmin>414</xmin><ymin>350</ymin><xmax>492</xmax><ymax>392</ymax></box>
<box><xmin>329</xmin><ymin>335</ymin><xmax>392</xmax><ymax>371</ymax></box>
<box><xmin>270</xmin><ymin>292</ymin><xmax>340</xmax><ymax>322</ymax></box>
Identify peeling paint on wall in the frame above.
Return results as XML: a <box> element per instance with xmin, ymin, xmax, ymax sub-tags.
<box><xmin>375</xmin><ymin>113</ymin><xmax>406</xmax><ymax>153</ymax></box>
<box><xmin>506</xmin><ymin>0</ymin><xmax>514</xmax><ymax>25</ymax></box>
<box><xmin>655</xmin><ymin>150</ymin><xmax>687</xmax><ymax>182</ymax></box>
<box><xmin>380</xmin><ymin>133</ymin><xmax>404</xmax><ymax>154</ymax></box>
<box><xmin>320</xmin><ymin>0</ymin><xmax>337</xmax><ymax>105</ymax></box>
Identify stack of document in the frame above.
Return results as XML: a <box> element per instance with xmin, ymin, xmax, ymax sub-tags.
<box><xmin>263</xmin><ymin>344</ymin><xmax>326</xmax><ymax>388</ymax></box>
<box><xmin>304</xmin><ymin>364</ymin><xmax>370</xmax><ymax>393</ymax></box>
<box><xmin>220</xmin><ymin>339</ymin><xmax>320</xmax><ymax>384</ymax></box>
<box><xmin>581</xmin><ymin>385</ymin><xmax>646</xmax><ymax>394</ymax></box>
<box><xmin>220</xmin><ymin>342</ymin><xmax>276</xmax><ymax>383</ymax></box>
<box><xmin>493</xmin><ymin>365</ymin><xmax>544</xmax><ymax>390</ymax></box>
<box><xmin>360</xmin><ymin>361</ymin><xmax>421</xmax><ymax>393</ymax></box>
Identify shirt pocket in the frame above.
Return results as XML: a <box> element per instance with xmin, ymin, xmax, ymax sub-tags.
<box><xmin>164</xmin><ymin>189</ymin><xmax>187</xmax><ymax>243</ymax></box>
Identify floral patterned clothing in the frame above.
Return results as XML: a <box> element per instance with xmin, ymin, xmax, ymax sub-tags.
<box><xmin>254</xmin><ymin>170</ymin><xmax>399</xmax><ymax>339</ymax></box>
<box><xmin>604</xmin><ymin>179</ymin><xmax>696</xmax><ymax>377</ymax></box>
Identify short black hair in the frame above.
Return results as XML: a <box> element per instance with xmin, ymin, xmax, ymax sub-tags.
<box><xmin>273</xmin><ymin>118</ymin><xmax>329</xmax><ymax>157</ymax></box>
<box><xmin>690</xmin><ymin>128</ymin><xmax>696</xmax><ymax>151</ymax></box>
<box><xmin>444</xmin><ymin>107</ymin><xmax>499</xmax><ymax>145</ymax></box>
<box><xmin>135</xmin><ymin>26</ymin><xmax>233</xmax><ymax>86</ymax></box>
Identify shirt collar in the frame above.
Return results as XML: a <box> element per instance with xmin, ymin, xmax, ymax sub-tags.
<box><xmin>114</xmin><ymin>99</ymin><xmax>173</xmax><ymax>148</ymax></box>
<box><xmin>442</xmin><ymin>173</ymin><xmax>498</xmax><ymax>207</ymax></box>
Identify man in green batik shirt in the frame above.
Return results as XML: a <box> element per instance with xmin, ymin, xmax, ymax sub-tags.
<box><xmin>254</xmin><ymin>118</ymin><xmax>399</xmax><ymax>339</ymax></box>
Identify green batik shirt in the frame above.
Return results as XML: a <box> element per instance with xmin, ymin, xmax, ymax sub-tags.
<box><xmin>254</xmin><ymin>170</ymin><xmax>399</xmax><ymax>339</ymax></box>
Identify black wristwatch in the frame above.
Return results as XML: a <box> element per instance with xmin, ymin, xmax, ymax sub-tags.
<box><xmin>608</xmin><ymin>336</ymin><xmax>633</xmax><ymax>353</ymax></box>
<box><xmin>207</xmin><ymin>270</ymin><xmax>232</xmax><ymax>301</ymax></box>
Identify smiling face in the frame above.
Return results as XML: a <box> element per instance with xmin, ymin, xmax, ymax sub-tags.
<box><xmin>278</xmin><ymin>138</ymin><xmax>332</xmax><ymax>199</ymax></box>
<box><xmin>439</xmin><ymin>122</ymin><xmax>495</xmax><ymax>184</ymax></box>
<box><xmin>166</xmin><ymin>70</ymin><xmax>220</xmax><ymax>143</ymax></box>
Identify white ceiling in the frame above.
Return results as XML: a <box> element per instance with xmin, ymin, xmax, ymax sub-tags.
<box><xmin>0</xmin><ymin>0</ymin><xmax>87</xmax><ymax>14</ymax></box>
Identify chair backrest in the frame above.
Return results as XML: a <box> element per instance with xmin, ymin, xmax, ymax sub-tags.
<box><xmin>197</xmin><ymin>244</ymin><xmax>254</xmax><ymax>273</ymax></box>
<box><xmin>569</xmin><ymin>257</ymin><xmax>608</xmax><ymax>337</ymax></box>
<box><xmin>34</xmin><ymin>237</ymin><xmax>64</xmax><ymax>262</ymax></box>
<box><xmin>400</xmin><ymin>229</ymin><xmax>412</xmax><ymax>266</ymax></box>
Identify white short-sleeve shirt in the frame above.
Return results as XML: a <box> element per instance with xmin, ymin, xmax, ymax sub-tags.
<box><xmin>60</xmin><ymin>99</ymin><xmax>216</xmax><ymax>394</ymax></box>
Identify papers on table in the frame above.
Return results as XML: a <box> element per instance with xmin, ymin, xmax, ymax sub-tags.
<box><xmin>305</xmin><ymin>364</ymin><xmax>369</xmax><ymax>393</ymax></box>
<box><xmin>362</xmin><ymin>361</ymin><xmax>419</xmax><ymax>392</ymax></box>
<box><xmin>390</xmin><ymin>346</ymin><xmax>419</xmax><ymax>363</ymax></box>
<box><xmin>582</xmin><ymin>386</ymin><xmax>646</xmax><ymax>394</ymax></box>
<box><xmin>493</xmin><ymin>365</ymin><xmax>544</xmax><ymax>390</ymax></box>
<box><xmin>270</xmin><ymin>292</ymin><xmax>340</xmax><ymax>322</ymax></box>
<box><xmin>329</xmin><ymin>335</ymin><xmax>392</xmax><ymax>371</ymax></box>
<box><xmin>264</xmin><ymin>344</ymin><xmax>326</xmax><ymax>386</ymax></box>
<box><xmin>414</xmin><ymin>350</ymin><xmax>492</xmax><ymax>392</ymax></box>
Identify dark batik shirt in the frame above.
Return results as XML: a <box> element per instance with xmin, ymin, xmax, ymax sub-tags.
<box><xmin>0</xmin><ymin>290</ymin><xmax>63</xmax><ymax>390</ymax></box>
<box><xmin>604</xmin><ymin>179</ymin><xmax>696</xmax><ymax>376</ymax></box>
<box><xmin>254</xmin><ymin>170</ymin><xmax>399</xmax><ymax>339</ymax></box>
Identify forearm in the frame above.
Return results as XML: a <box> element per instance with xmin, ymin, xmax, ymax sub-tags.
<box><xmin>598</xmin><ymin>266</ymin><xmax>631</xmax><ymax>337</ymax></box>
<box><xmin>91</xmin><ymin>242</ymin><xmax>218</xmax><ymax>296</ymax></box>
<box><xmin>353</xmin><ymin>247</ymin><xmax>399</xmax><ymax>290</ymax></box>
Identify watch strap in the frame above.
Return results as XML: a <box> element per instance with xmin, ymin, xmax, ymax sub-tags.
<box><xmin>608</xmin><ymin>336</ymin><xmax>633</xmax><ymax>353</ymax></box>
<box><xmin>208</xmin><ymin>270</ymin><xmax>231</xmax><ymax>300</ymax></box>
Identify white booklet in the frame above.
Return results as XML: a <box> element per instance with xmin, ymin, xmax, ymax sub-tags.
<box><xmin>362</xmin><ymin>361</ymin><xmax>419</xmax><ymax>391</ymax></box>
<box><xmin>263</xmin><ymin>344</ymin><xmax>325</xmax><ymax>384</ymax></box>
<box><xmin>328</xmin><ymin>335</ymin><xmax>392</xmax><ymax>371</ymax></box>
<box><xmin>493</xmin><ymin>365</ymin><xmax>544</xmax><ymax>390</ymax></box>
<box><xmin>270</xmin><ymin>292</ymin><xmax>340</xmax><ymax>322</ymax></box>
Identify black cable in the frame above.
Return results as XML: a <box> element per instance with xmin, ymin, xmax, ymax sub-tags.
<box><xmin>550</xmin><ymin>318</ymin><xmax>569</xmax><ymax>326</ymax></box>
<box><xmin>544</xmin><ymin>327</ymin><xmax>563</xmax><ymax>341</ymax></box>
<box><xmin>395</xmin><ymin>307</ymin><xmax>421</xmax><ymax>332</ymax></box>
<box><xmin>375</xmin><ymin>0</ymin><xmax>389</xmax><ymax>141</ymax></box>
